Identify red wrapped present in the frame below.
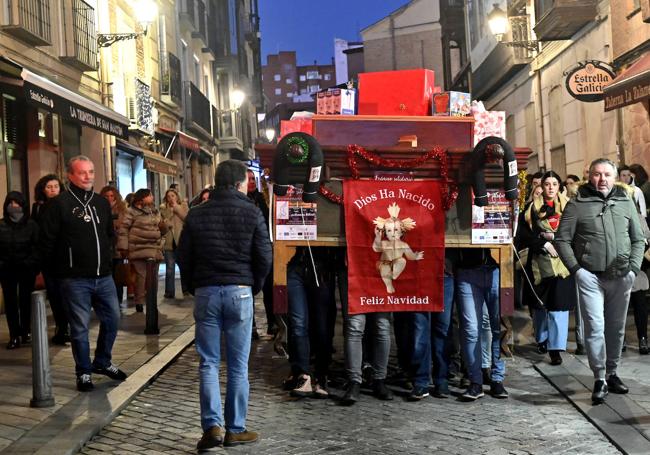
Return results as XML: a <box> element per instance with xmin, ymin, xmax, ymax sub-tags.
<box><xmin>473</xmin><ymin>111</ymin><xmax>506</xmax><ymax>145</ymax></box>
<box><xmin>358</xmin><ymin>69</ymin><xmax>435</xmax><ymax>116</ymax></box>
<box><xmin>280</xmin><ymin>119</ymin><xmax>313</xmax><ymax>139</ymax></box>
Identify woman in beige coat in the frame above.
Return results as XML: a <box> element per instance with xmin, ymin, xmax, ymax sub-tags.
<box><xmin>117</xmin><ymin>189</ymin><xmax>167</xmax><ymax>312</ymax></box>
<box><xmin>160</xmin><ymin>188</ymin><xmax>189</xmax><ymax>298</ymax></box>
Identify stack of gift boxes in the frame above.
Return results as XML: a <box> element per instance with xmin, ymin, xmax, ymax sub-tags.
<box><xmin>279</xmin><ymin>68</ymin><xmax>505</xmax><ymax>144</ymax></box>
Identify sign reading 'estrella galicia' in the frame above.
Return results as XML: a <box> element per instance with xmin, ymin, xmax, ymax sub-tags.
<box><xmin>564</xmin><ymin>60</ymin><xmax>616</xmax><ymax>102</ymax></box>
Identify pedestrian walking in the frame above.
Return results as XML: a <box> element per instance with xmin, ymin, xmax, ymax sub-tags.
<box><xmin>100</xmin><ymin>185</ymin><xmax>128</xmax><ymax>307</ymax></box>
<box><xmin>555</xmin><ymin>158</ymin><xmax>645</xmax><ymax>404</ymax></box>
<box><xmin>32</xmin><ymin>174</ymin><xmax>70</xmax><ymax>345</ymax></box>
<box><xmin>117</xmin><ymin>188</ymin><xmax>167</xmax><ymax>313</ymax></box>
<box><xmin>516</xmin><ymin>171</ymin><xmax>574</xmax><ymax>366</ymax></box>
<box><xmin>177</xmin><ymin>159</ymin><xmax>272</xmax><ymax>451</ymax></box>
<box><xmin>0</xmin><ymin>192</ymin><xmax>39</xmax><ymax>349</ymax></box>
<box><xmin>39</xmin><ymin>155</ymin><xmax>127</xmax><ymax>391</ymax></box>
<box><xmin>159</xmin><ymin>188</ymin><xmax>189</xmax><ymax>299</ymax></box>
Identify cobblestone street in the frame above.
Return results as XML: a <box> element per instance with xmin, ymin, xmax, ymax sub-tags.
<box><xmin>79</xmin><ymin>334</ymin><xmax>620</xmax><ymax>455</ymax></box>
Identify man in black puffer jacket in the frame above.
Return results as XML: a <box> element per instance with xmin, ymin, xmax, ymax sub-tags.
<box><xmin>39</xmin><ymin>155</ymin><xmax>127</xmax><ymax>392</ymax></box>
<box><xmin>177</xmin><ymin>159</ymin><xmax>272</xmax><ymax>451</ymax></box>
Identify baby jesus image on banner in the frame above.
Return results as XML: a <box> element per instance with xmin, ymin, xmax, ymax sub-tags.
<box><xmin>373</xmin><ymin>203</ymin><xmax>424</xmax><ymax>293</ymax></box>
<box><xmin>344</xmin><ymin>180</ymin><xmax>445</xmax><ymax>314</ymax></box>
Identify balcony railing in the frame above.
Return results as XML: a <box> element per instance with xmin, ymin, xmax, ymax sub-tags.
<box><xmin>1</xmin><ymin>0</ymin><xmax>51</xmax><ymax>45</ymax></box>
<box><xmin>184</xmin><ymin>81</ymin><xmax>211</xmax><ymax>136</ymax></box>
<box><xmin>160</xmin><ymin>52</ymin><xmax>182</xmax><ymax>106</ymax></box>
<box><xmin>60</xmin><ymin>0</ymin><xmax>98</xmax><ymax>71</ymax></box>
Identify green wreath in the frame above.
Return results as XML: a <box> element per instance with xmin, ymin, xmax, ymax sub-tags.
<box><xmin>285</xmin><ymin>136</ymin><xmax>310</xmax><ymax>164</ymax></box>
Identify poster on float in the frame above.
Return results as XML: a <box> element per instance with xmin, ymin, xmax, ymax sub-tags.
<box><xmin>471</xmin><ymin>190</ymin><xmax>512</xmax><ymax>244</ymax></box>
<box><xmin>343</xmin><ymin>179</ymin><xmax>445</xmax><ymax>314</ymax></box>
<box><xmin>274</xmin><ymin>186</ymin><xmax>317</xmax><ymax>240</ymax></box>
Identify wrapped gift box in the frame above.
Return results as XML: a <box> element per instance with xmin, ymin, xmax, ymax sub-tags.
<box><xmin>358</xmin><ymin>69</ymin><xmax>435</xmax><ymax>116</ymax></box>
<box><xmin>280</xmin><ymin>119</ymin><xmax>313</xmax><ymax>139</ymax></box>
<box><xmin>317</xmin><ymin>89</ymin><xmax>357</xmax><ymax>115</ymax></box>
<box><xmin>473</xmin><ymin>111</ymin><xmax>506</xmax><ymax>145</ymax></box>
<box><xmin>432</xmin><ymin>91</ymin><xmax>471</xmax><ymax>116</ymax></box>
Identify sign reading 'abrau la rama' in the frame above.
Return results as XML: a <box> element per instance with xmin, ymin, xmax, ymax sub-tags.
<box><xmin>564</xmin><ymin>60</ymin><xmax>616</xmax><ymax>102</ymax></box>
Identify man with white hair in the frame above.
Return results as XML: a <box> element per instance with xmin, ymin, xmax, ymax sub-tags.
<box><xmin>555</xmin><ymin>158</ymin><xmax>644</xmax><ymax>404</ymax></box>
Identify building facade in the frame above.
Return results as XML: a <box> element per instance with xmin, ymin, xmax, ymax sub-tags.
<box><xmin>466</xmin><ymin>0</ymin><xmax>617</xmax><ymax>177</ymax></box>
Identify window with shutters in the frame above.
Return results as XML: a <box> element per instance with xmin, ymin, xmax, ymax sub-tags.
<box><xmin>60</xmin><ymin>0</ymin><xmax>98</xmax><ymax>71</ymax></box>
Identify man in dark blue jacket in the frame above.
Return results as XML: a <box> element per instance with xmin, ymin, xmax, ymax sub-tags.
<box><xmin>177</xmin><ymin>159</ymin><xmax>272</xmax><ymax>451</ymax></box>
<box><xmin>40</xmin><ymin>156</ymin><xmax>126</xmax><ymax>392</ymax></box>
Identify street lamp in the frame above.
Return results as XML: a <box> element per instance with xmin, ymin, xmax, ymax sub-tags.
<box><xmin>231</xmin><ymin>88</ymin><xmax>246</xmax><ymax>110</ymax></box>
<box><xmin>265</xmin><ymin>128</ymin><xmax>276</xmax><ymax>143</ymax></box>
<box><xmin>97</xmin><ymin>0</ymin><xmax>159</xmax><ymax>48</ymax></box>
<box><xmin>487</xmin><ymin>4</ymin><xmax>538</xmax><ymax>52</ymax></box>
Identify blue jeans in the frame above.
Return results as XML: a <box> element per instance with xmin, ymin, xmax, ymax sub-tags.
<box><xmin>481</xmin><ymin>303</ymin><xmax>492</xmax><ymax>368</ymax></box>
<box><xmin>287</xmin><ymin>265</ymin><xmax>333</xmax><ymax>379</ymax></box>
<box><xmin>456</xmin><ymin>266</ymin><xmax>505</xmax><ymax>384</ymax></box>
<box><xmin>164</xmin><ymin>250</ymin><xmax>177</xmax><ymax>297</ymax></box>
<box><xmin>431</xmin><ymin>275</ymin><xmax>454</xmax><ymax>387</ymax></box>
<box><xmin>394</xmin><ymin>312</ymin><xmax>431</xmax><ymax>389</ymax></box>
<box><xmin>59</xmin><ymin>276</ymin><xmax>120</xmax><ymax>376</ymax></box>
<box><xmin>194</xmin><ymin>285</ymin><xmax>253</xmax><ymax>433</ymax></box>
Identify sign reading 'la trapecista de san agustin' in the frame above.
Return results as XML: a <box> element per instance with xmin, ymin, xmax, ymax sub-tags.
<box><xmin>565</xmin><ymin>60</ymin><xmax>616</xmax><ymax>102</ymax></box>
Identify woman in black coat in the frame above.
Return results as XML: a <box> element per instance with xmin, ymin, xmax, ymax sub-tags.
<box><xmin>0</xmin><ymin>192</ymin><xmax>39</xmax><ymax>349</ymax></box>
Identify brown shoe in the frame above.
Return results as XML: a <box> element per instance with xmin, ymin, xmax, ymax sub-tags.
<box><xmin>224</xmin><ymin>430</ymin><xmax>259</xmax><ymax>447</ymax></box>
<box><xmin>196</xmin><ymin>426</ymin><xmax>225</xmax><ymax>452</ymax></box>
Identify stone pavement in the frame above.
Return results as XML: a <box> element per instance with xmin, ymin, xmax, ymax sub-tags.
<box><xmin>0</xmin><ymin>276</ymin><xmax>195</xmax><ymax>454</ymax></box>
<box><xmin>79</xmin><ymin>313</ymin><xmax>621</xmax><ymax>455</ymax></box>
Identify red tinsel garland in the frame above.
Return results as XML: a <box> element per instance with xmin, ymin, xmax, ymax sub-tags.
<box><xmin>318</xmin><ymin>144</ymin><xmax>459</xmax><ymax>211</ymax></box>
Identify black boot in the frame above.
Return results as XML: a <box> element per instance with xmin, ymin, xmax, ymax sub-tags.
<box><xmin>640</xmin><ymin>337</ymin><xmax>649</xmax><ymax>355</ymax></box>
<box><xmin>372</xmin><ymin>379</ymin><xmax>394</xmax><ymax>401</ymax></box>
<box><xmin>6</xmin><ymin>338</ymin><xmax>20</xmax><ymax>350</ymax></box>
<box><xmin>549</xmin><ymin>350</ymin><xmax>563</xmax><ymax>366</ymax></box>
<box><xmin>341</xmin><ymin>382</ymin><xmax>360</xmax><ymax>406</ymax></box>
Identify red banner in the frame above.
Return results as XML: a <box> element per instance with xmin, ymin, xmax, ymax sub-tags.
<box><xmin>344</xmin><ymin>180</ymin><xmax>445</xmax><ymax>314</ymax></box>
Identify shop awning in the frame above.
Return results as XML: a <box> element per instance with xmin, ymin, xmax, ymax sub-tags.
<box><xmin>159</xmin><ymin>127</ymin><xmax>200</xmax><ymax>151</ymax></box>
<box><xmin>604</xmin><ymin>52</ymin><xmax>650</xmax><ymax>111</ymax></box>
<box><xmin>143</xmin><ymin>150</ymin><xmax>178</xmax><ymax>176</ymax></box>
<box><xmin>116</xmin><ymin>139</ymin><xmax>177</xmax><ymax>176</ymax></box>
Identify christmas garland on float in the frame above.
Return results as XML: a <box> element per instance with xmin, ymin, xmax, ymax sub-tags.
<box><xmin>318</xmin><ymin>144</ymin><xmax>459</xmax><ymax>211</ymax></box>
<box><xmin>272</xmin><ymin>132</ymin><xmax>324</xmax><ymax>203</ymax></box>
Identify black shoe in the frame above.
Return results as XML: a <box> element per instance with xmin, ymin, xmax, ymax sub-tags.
<box><xmin>372</xmin><ymin>379</ymin><xmax>394</xmax><ymax>401</ymax></box>
<box><xmin>460</xmin><ymin>383</ymin><xmax>484</xmax><ymax>401</ymax></box>
<box><xmin>640</xmin><ymin>337</ymin><xmax>649</xmax><ymax>355</ymax></box>
<box><xmin>135</xmin><ymin>304</ymin><xmax>143</xmax><ymax>312</ymax></box>
<box><xmin>77</xmin><ymin>374</ymin><xmax>94</xmax><ymax>392</ymax></box>
<box><xmin>432</xmin><ymin>382</ymin><xmax>450</xmax><ymax>398</ymax></box>
<box><xmin>592</xmin><ymin>380</ymin><xmax>608</xmax><ymax>404</ymax></box>
<box><xmin>251</xmin><ymin>329</ymin><xmax>260</xmax><ymax>341</ymax></box>
<box><xmin>197</xmin><ymin>426</ymin><xmax>224</xmax><ymax>452</ymax></box>
<box><xmin>537</xmin><ymin>341</ymin><xmax>548</xmax><ymax>354</ymax></box>
<box><xmin>21</xmin><ymin>333</ymin><xmax>31</xmax><ymax>344</ymax></box>
<box><xmin>482</xmin><ymin>368</ymin><xmax>491</xmax><ymax>385</ymax></box>
<box><xmin>51</xmin><ymin>331</ymin><xmax>69</xmax><ymax>346</ymax></box>
<box><xmin>490</xmin><ymin>381</ymin><xmax>509</xmax><ymax>399</ymax></box>
<box><xmin>341</xmin><ymin>382</ymin><xmax>361</xmax><ymax>405</ymax></box>
<box><xmin>92</xmin><ymin>364</ymin><xmax>127</xmax><ymax>381</ymax></box>
<box><xmin>6</xmin><ymin>338</ymin><xmax>20</xmax><ymax>350</ymax></box>
<box><xmin>575</xmin><ymin>343</ymin><xmax>586</xmax><ymax>355</ymax></box>
<box><xmin>289</xmin><ymin>374</ymin><xmax>312</xmax><ymax>398</ymax></box>
<box><xmin>549</xmin><ymin>350</ymin><xmax>563</xmax><ymax>366</ymax></box>
<box><xmin>606</xmin><ymin>374</ymin><xmax>629</xmax><ymax>394</ymax></box>
<box><xmin>407</xmin><ymin>386</ymin><xmax>429</xmax><ymax>401</ymax></box>
<box><xmin>163</xmin><ymin>293</ymin><xmax>174</xmax><ymax>299</ymax></box>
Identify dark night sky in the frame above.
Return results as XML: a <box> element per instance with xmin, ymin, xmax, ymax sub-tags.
<box><xmin>259</xmin><ymin>0</ymin><xmax>410</xmax><ymax>66</ymax></box>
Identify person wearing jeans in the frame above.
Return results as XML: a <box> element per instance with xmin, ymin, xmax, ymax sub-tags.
<box><xmin>177</xmin><ymin>160</ymin><xmax>271</xmax><ymax>451</ymax></box>
<box><xmin>338</xmin><ymin>268</ymin><xmax>393</xmax><ymax>405</ymax></box>
<box><xmin>59</xmin><ymin>276</ymin><xmax>120</xmax><ymax>376</ymax></box>
<box><xmin>286</xmin><ymin>249</ymin><xmax>336</xmax><ymax>398</ymax></box>
<box><xmin>194</xmin><ymin>286</ymin><xmax>253</xmax><ymax>433</ymax></box>
<box><xmin>431</xmin><ymin>274</ymin><xmax>454</xmax><ymax>398</ymax></box>
<box><xmin>456</xmin><ymin>248</ymin><xmax>507</xmax><ymax>401</ymax></box>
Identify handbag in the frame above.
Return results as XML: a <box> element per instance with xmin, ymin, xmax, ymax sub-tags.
<box><xmin>515</xmin><ymin>248</ymin><xmax>528</xmax><ymax>271</ymax></box>
<box><xmin>114</xmin><ymin>260</ymin><xmax>131</xmax><ymax>287</ymax></box>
